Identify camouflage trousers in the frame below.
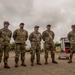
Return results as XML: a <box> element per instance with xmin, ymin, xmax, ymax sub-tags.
<box><xmin>0</xmin><ymin>44</ymin><xmax>2</xmax><ymax>63</ymax></box>
<box><xmin>0</xmin><ymin>44</ymin><xmax>10</xmax><ymax>63</ymax></box>
<box><xmin>69</xmin><ymin>43</ymin><xmax>75</xmax><ymax>58</ymax></box>
<box><xmin>15</xmin><ymin>43</ymin><xmax>26</xmax><ymax>62</ymax></box>
<box><xmin>30</xmin><ymin>42</ymin><xmax>41</xmax><ymax>62</ymax></box>
<box><xmin>44</xmin><ymin>42</ymin><xmax>55</xmax><ymax>59</ymax></box>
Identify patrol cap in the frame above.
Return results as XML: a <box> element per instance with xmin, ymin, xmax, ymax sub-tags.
<box><xmin>4</xmin><ymin>21</ymin><xmax>10</xmax><ymax>25</ymax></box>
<box><xmin>20</xmin><ymin>23</ymin><xmax>24</xmax><ymax>25</ymax></box>
<box><xmin>71</xmin><ymin>25</ymin><xmax>75</xmax><ymax>28</ymax></box>
<box><xmin>34</xmin><ymin>25</ymin><xmax>39</xmax><ymax>28</ymax></box>
<box><xmin>47</xmin><ymin>24</ymin><xmax>51</xmax><ymax>27</ymax></box>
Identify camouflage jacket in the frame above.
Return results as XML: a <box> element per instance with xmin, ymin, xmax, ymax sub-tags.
<box><xmin>0</xmin><ymin>28</ymin><xmax>12</xmax><ymax>45</ymax></box>
<box><xmin>29</xmin><ymin>31</ymin><xmax>41</xmax><ymax>44</ymax></box>
<box><xmin>13</xmin><ymin>29</ymin><xmax>28</xmax><ymax>44</ymax></box>
<box><xmin>68</xmin><ymin>31</ymin><xmax>75</xmax><ymax>43</ymax></box>
<box><xmin>42</xmin><ymin>30</ymin><xmax>55</xmax><ymax>43</ymax></box>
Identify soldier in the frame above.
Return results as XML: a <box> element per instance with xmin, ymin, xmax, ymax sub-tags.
<box><xmin>68</xmin><ymin>25</ymin><xmax>75</xmax><ymax>63</ymax></box>
<box><xmin>42</xmin><ymin>24</ymin><xmax>58</xmax><ymax>65</ymax></box>
<box><xmin>29</xmin><ymin>25</ymin><xmax>42</xmax><ymax>66</ymax></box>
<box><xmin>0</xmin><ymin>21</ymin><xmax>12</xmax><ymax>69</ymax></box>
<box><xmin>13</xmin><ymin>23</ymin><xmax>28</xmax><ymax>67</ymax></box>
<box><xmin>0</xmin><ymin>30</ymin><xmax>3</xmax><ymax>63</ymax></box>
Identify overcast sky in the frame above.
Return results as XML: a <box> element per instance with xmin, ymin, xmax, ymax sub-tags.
<box><xmin>0</xmin><ymin>0</ymin><xmax>75</xmax><ymax>42</ymax></box>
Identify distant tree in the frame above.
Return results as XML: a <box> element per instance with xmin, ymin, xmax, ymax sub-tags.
<box><xmin>10</xmin><ymin>42</ymin><xmax>15</xmax><ymax>51</ymax></box>
<box><xmin>55</xmin><ymin>42</ymin><xmax>61</xmax><ymax>47</ymax></box>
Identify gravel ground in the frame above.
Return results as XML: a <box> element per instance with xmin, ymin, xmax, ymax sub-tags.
<box><xmin>0</xmin><ymin>51</ymin><xmax>75</xmax><ymax>75</ymax></box>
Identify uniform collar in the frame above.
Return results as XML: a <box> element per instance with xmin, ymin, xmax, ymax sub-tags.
<box><xmin>2</xmin><ymin>28</ymin><xmax>9</xmax><ymax>30</ymax></box>
<box><xmin>34</xmin><ymin>31</ymin><xmax>39</xmax><ymax>34</ymax></box>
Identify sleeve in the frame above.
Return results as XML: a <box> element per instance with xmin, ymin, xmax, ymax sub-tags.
<box><xmin>67</xmin><ymin>32</ymin><xmax>71</xmax><ymax>41</ymax></box>
<box><xmin>9</xmin><ymin>30</ymin><xmax>12</xmax><ymax>39</ymax></box>
<box><xmin>42</xmin><ymin>31</ymin><xmax>45</xmax><ymax>41</ymax></box>
<box><xmin>52</xmin><ymin>31</ymin><xmax>55</xmax><ymax>40</ymax></box>
<box><xmin>40</xmin><ymin>33</ymin><xmax>42</xmax><ymax>41</ymax></box>
<box><xmin>13</xmin><ymin>30</ymin><xmax>17</xmax><ymax>40</ymax></box>
<box><xmin>25</xmin><ymin>31</ymin><xmax>28</xmax><ymax>41</ymax></box>
<box><xmin>29</xmin><ymin>33</ymin><xmax>33</xmax><ymax>42</ymax></box>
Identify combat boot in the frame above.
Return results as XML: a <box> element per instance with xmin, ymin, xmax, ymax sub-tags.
<box><xmin>52</xmin><ymin>58</ymin><xmax>58</xmax><ymax>64</ymax></box>
<box><xmin>31</xmin><ymin>61</ymin><xmax>34</xmax><ymax>66</ymax></box>
<box><xmin>37</xmin><ymin>61</ymin><xmax>42</xmax><ymax>65</ymax></box>
<box><xmin>21</xmin><ymin>61</ymin><xmax>27</xmax><ymax>67</ymax></box>
<box><xmin>15</xmin><ymin>62</ymin><xmax>18</xmax><ymax>67</ymax></box>
<box><xmin>68</xmin><ymin>60</ymin><xmax>72</xmax><ymax>63</ymax></box>
<box><xmin>4</xmin><ymin>63</ymin><xmax>10</xmax><ymax>69</ymax></box>
<box><xmin>45</xmin><ymin>59</ymin><xmax>48</xmax><ymax>65</ymax></box>
<box><xmin>68</xmin><ymin>57</ymin><xmax>72</xmax><ymax>63</ymax></box>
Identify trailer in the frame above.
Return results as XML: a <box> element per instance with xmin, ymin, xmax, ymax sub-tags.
<box><xmin>60</xmin><ymin>37</ymin><xmax>70</xmax><ymax>53</ymax></box>
<box><xmin>58</xmin><ymin>37</ymin><xmax>70</xmax><ymax>60</ymax></box>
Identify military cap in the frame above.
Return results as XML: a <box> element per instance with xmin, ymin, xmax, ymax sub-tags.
<box><xmin>47</xmin><ymin>24</ymin><xmax>51</xmax><ymax>27</ymax></box>
<box><xmin>20</xmin><ymin>23</ymin><xmax>24</xmax><ymax>25</ymax></box>
<box><xmin>4</xmin><ymin>21</ymin><xmax>10</xmax><ymax>25</ymax></box>
<box><xmin>34</xmin><ymin>25</ymin><xmax>39</xmax><ymax>28</ymax></box>
<box><xmin>71</xmin><ymin>25</ymin><xmax>75</xmax><ymax>28</ymax></box>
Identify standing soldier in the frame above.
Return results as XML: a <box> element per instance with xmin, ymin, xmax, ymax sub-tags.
<box><xmin>0</xmin><ymin>30</ymin><xmax>3</xmax><ymax>63</ymax></box>
<box><xmin>0</xmin><ymin>21</ymin><xmax>12</xmax><ymax>69</ymax></box>
<box><xmin>29</xmin><ymin>25</ymin><xmax>42</xmax><ymax>66</ymax></box>
<box><xmin>68</xmin><ymin>25</ymin><xmax>75</xmax><ymax>63</ymax></box>
<box><xmin>42</xmin><ymin>24</ymin><xmax>58</xmax><ymax>65</ymax></box>
<box><xmin>13</xmin><ymin>23</ymin><xmax>28</xmax><ymax>67</ymax></box>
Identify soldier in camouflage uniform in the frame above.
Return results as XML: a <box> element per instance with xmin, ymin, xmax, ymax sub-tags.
<box><xmin>29</xmin><ymin>25</ymin><xmax>42</xmax><ymax>66</ymax></box>
<box><xmin>42</xmin><ymin>24</ymin><xmax>58</xmax><ymax>65</ymax></box>
<box><xmin>68</xmin><ymin>25</ymin><xmax>75</xmax><ymax>63</ymax></box>
<box><xmin>13</xmin><ymin>23</ymin><xmax>28</xmax><ymax>67</ymax></box>
<box><xmin>0</xmin><ymin>21</ymin><xmax>12</xmax><ymax>69</ymax></box>
<box><xmin>0</xmin><ymin>31</ymin><xmax>3</xmax><ymax>63</ymax></box>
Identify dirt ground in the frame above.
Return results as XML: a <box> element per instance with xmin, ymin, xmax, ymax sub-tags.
<box><xmin>0</xmin><ymin>51</ymin><xmax>75</xmax><ymax>75</ymax></box>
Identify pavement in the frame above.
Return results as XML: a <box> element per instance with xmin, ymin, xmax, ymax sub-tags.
<box><xmin>0</xmin><ymin>51</ymin><xmax>75</xmax><ymax>75</ymax></box>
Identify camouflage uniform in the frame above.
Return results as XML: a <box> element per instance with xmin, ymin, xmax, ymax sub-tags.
<box><xmin>13</xmin><ymin>29</ymin><xmax>28</xmax><ymax>64</ymax></box>
<box><xmin>42</xmin><ymin>30</ymin><xmax>55</xmax><ymax>58</ymax></box>
<box><xmin>29</xmin><ymin>31</ymin><xmax>41</xmax><ymax>64</ymax></box>
<box><xmin>0</xmin><ymin>30</ymin><xmax>3</xmax><ymax>63</ymax></box>
<box><xmin>68</xmin><ymin>26</ymin><xmax>75</xmax><ymax>63</ymax></box>
<box><xmin>42</xmin><ymin>29</ymin><xmax>58</xmax><ymax>64</ymax></box>
<box><xmin>0</xmin><ymin>28</ymin><xmax>12</xmax><ymax>63</ymax></box>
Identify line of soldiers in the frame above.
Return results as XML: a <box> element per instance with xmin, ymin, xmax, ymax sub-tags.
<box><xmin>0</xmin><ymin>21</ymin><xmax>75</xmax><ymax>69</ymax></box>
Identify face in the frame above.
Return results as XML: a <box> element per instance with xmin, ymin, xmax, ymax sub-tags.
<box><xmin>72</xmin><ymin>27</ymin><xmax>75</xmax><ymax>31</ymax></box>
<box><xmin>34</xmin><ymin>27</ymin><xmax>39</xmax><ymax>32</ymax></box>
<box><xmin>47</xmin><ymin>26</ymin><xmax>51</xmax><ymax>30</ymax></box>
<box><xmin>20</xmin><ymin>25</ymin><xmax>24</xmax><ymax>29</ymax></box>
<box><xmin>4</xmin><ymin>24</ymin><xmax>9</xmax><ymax>29</ymax></box>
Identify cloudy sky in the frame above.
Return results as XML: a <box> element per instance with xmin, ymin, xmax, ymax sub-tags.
<box><xmin>0</xmin><ymin>0</ymin><xmax>75</xmax><ymax>42</ymax></box>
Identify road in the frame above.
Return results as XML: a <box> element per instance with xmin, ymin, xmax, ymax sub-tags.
<box><xmin>0</xmin><ymin>51</ymin><xmax>75</xmax><ymax>75</ymax></box>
